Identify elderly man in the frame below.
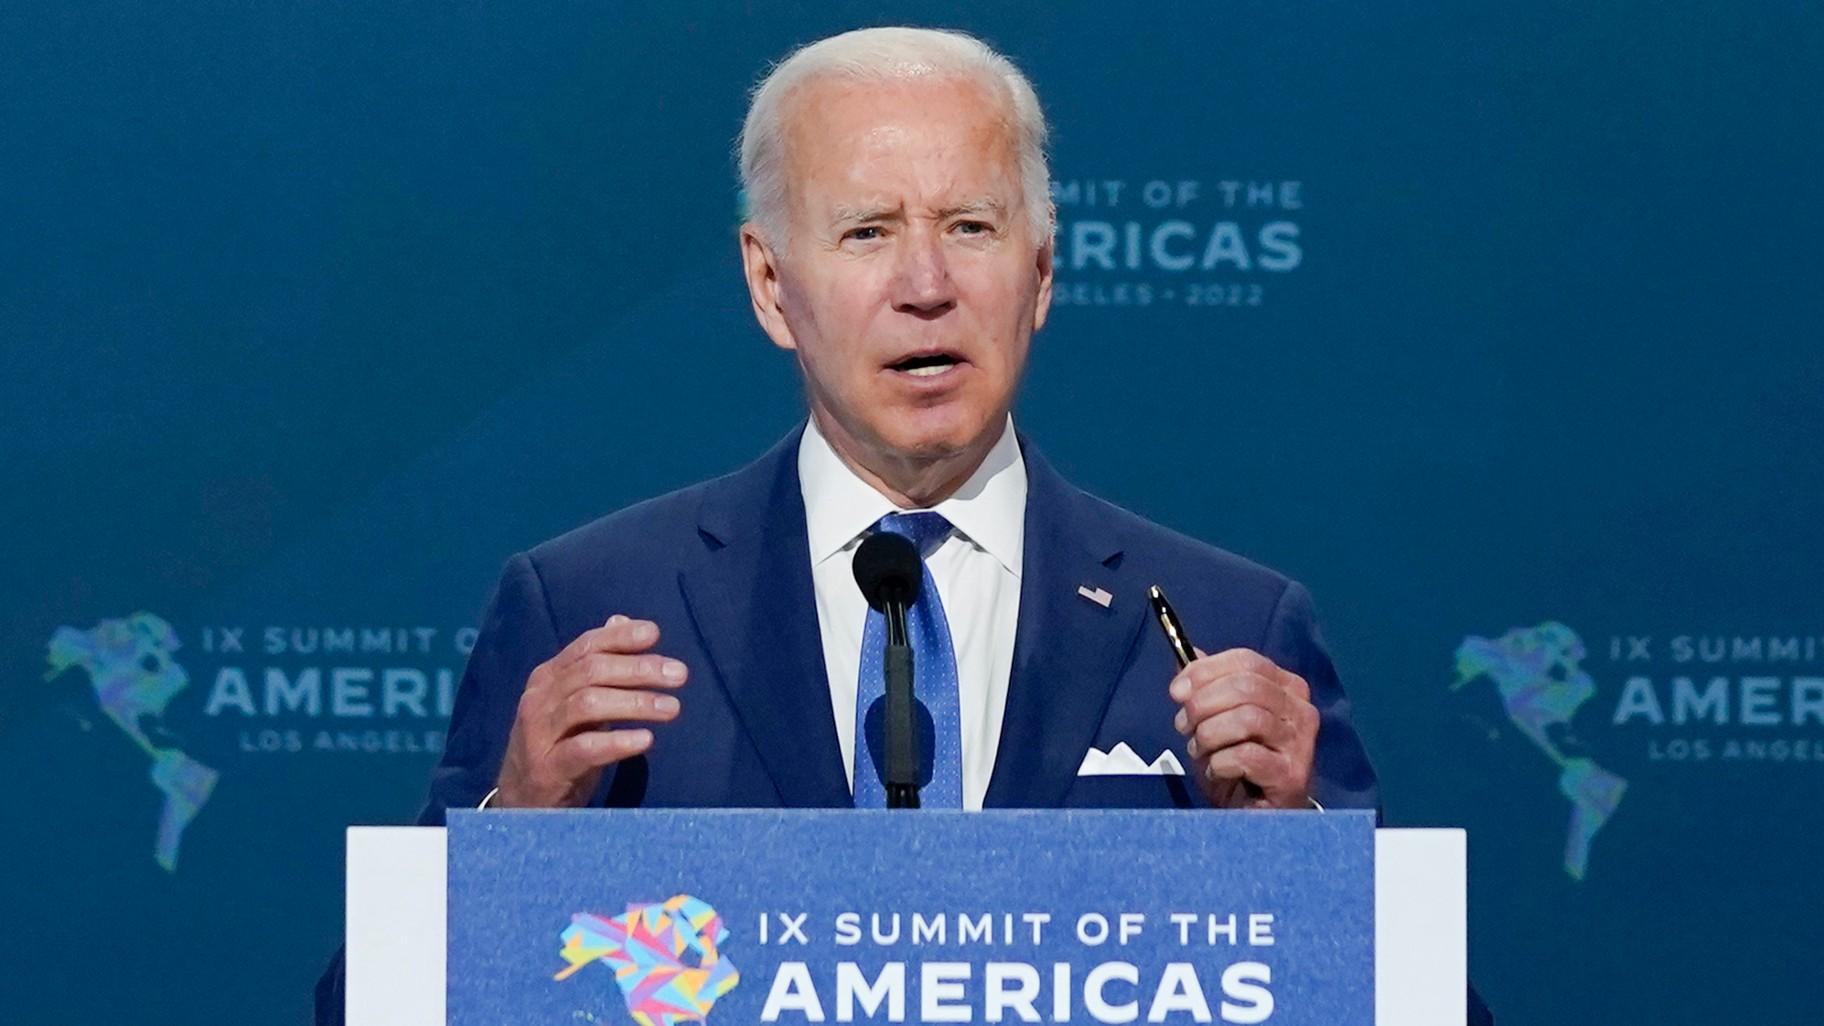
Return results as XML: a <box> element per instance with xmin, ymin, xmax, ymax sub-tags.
<box><xmin>478</xmin><ymin>26</ymin><xmax>1360</xmax><ymax>816</ymax></box>
<box><xmin>318</xmin><ymin>25</ymin><xmax>1492</xmax><ymax>1024</ymax></box>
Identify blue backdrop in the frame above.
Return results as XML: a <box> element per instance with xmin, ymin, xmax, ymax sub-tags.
<box><xmin>3</xmin><ymin>2</ymin><xmax>1820</xmax><ymax>1023</ymax></box>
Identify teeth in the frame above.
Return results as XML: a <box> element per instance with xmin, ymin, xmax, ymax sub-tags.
<box><xmin>905</xmin><ymin>364</ymin><xmax>950</xmax><ymax>377</ymax></box>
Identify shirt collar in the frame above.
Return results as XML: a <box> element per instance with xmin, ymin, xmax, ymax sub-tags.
<box><xmin>798</xmin><ymin>415</ymin><xmax>1027</xmax><ymax>578</ymax></box>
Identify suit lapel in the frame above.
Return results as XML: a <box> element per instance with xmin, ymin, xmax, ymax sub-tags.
<box><xmin>678</xmin><ymin>428</ymin><xmax>852</xmax><ymax>808</ymax></box>
<box><xmin>984</xmin><ymin>440</ymin><xmax>1149</xmax><ymax>808</ymax></box>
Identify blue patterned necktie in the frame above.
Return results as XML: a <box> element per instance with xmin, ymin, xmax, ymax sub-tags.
<box><xmin>851</xmin><ymin>510</ymin><xmax>963</xmax><ymax>808</ymax></box>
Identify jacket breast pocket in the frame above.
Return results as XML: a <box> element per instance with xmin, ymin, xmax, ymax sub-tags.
<box><xmin>1062</xmin><ymin>774</ymin><xmax>1199</xmax><ymax>809</ymax></box>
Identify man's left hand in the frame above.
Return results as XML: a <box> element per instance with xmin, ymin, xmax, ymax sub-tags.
<box><xmin>1169</xmin><ymin>648</ymin><xmax>1318</xmax><ymax>809</ymax></box>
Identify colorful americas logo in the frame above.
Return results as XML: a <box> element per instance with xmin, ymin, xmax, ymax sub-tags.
<box><xmin>45</xmin><ymin>613</ymin><xmax>219</xmax><ymax>872</ymax></box>
<box><xmin>557</xmin><ymin>894</ymin><xmax>740</xmax><ymax>1026</ymax></box>
<box><xmin>1452</xmin><ymin>623</ymin><xmax>1628</xmax><ymax>882</ymax></box>
<box><xmin>41</xmin><ymin>610</ymin><xmax>467</xmax><ymax>871</ymax></box>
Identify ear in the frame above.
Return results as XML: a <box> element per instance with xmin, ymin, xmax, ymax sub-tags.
<box><xmin>740</xmin><ymin>224</ymin><xmax>798</xmax><ymax>352</ymax></box>
<box><xmin>1031</xmin><ymin>209</ymin><xmax>1056</xmax><ymax>334</ymax></box>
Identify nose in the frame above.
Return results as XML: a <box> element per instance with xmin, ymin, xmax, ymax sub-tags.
<box><xmin>890</xmin><ymin>226</ymin><xmax>957</xmax><ymax>318</ymax></box>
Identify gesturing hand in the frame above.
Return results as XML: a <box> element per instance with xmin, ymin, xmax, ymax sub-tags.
<box><xmin>1169</xmin><ymin>648</ymin><xmax>1318</xmax><ymax>809</ymax></box>
<box><xmin>491</xmin><ymin>615</ymin><xmax>686</xmax><ymax>809</ymax></box>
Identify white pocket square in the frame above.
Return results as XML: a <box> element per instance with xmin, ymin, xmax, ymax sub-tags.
<box><xmin>1076</xmin><ymin>742</ymin><xmax>1185</xmax><ymax>777</ymax></box>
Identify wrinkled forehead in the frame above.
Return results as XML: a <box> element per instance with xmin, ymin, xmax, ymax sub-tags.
<box><xmin>778</xmin><ymin>73</ymin><xmax>1023</xmax><ymax>213</ymax></box>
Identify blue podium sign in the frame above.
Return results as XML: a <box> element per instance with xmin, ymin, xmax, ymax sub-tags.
<box><xmin>446</xmin><ymin>809</ymin><xmax>1374</xmax><ymax>1026</ymax></box>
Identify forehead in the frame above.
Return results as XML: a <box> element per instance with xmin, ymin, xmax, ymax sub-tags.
<box><xmin>781</xmin><ymin>74</ymin><xmax>1021</xmax><ymax>211</ymax></box>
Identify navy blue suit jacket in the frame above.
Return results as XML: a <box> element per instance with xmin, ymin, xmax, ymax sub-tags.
<box><xmin>424</xmin><ymin>426</ymin><xmax>1375</xmax><ymax>817</ymax></box>
<box><xmin>317</xmin><ymin>426</ymin><xmax>1491</xmax><ymax>1023</ymax></box>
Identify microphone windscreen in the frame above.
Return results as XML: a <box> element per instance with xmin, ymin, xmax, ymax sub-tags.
<box><xmin>852</xmin><ymin>531</ymin><xmax>922</xmax><ymax>610</ymax></box>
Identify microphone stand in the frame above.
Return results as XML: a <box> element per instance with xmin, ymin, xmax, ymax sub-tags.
<box><xmin>882</xmin><ymin>585</ymin><xmax>920</xmax><ymax>810</ymax></box>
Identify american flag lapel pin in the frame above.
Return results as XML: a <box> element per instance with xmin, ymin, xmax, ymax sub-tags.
<box><xmin>1077</xmin><ymin>584</ymin><xmax>1114</xmax><ymax>608</ymax></box>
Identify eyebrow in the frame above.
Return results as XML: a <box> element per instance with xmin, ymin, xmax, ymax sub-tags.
<box><xmin>831</xmin><ymin>204</ymin><xmax>900</xmax><ymax>226</ymax></box>
<box><xmin>829</xmin><ymin>198</ymin><xmax>1008</xmax><ymax>227</ymax></box>
<box><xmin>936</xmin><ymin>198</ymin><xmax>1007</xmax><ymax>220</ymax></box>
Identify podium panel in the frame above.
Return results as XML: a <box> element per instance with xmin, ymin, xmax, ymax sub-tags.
<box><xmin>347</xmin><ymin>812</ymin><xmax>1465</xmax><ymax>1026</ymax></box>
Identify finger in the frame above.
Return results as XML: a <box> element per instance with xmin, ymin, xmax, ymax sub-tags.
<box><xmin>1172</xmin><ymin>661</ymin><xmax>1309</xmax><ymax>711</ymax></box>
<box><xmin>550</xmin><ymin>616</ymin><xmax>663</xmax><ymax>672</ymax></box>
<box><xmin>1199</xmin><ymin>647</ymin><xmax>1281</xmax><ymax>677</ymax></box>
<box><xmin>1169</xmin><ymin>647</ymin><xmax>1277</xmax><ymax>700</ymax></box>
<box><xmin>552</xmin><ymin>685</ymin><xmax>681</xmax><ymax>737</ymax></box>
<box><xmin>547</xmin><ymin>727</ymin><xmax>653</xmax><ymax>778</ymax></box>
<box><xmin>547</xmin><ymin>651</ymin><xmax>688</xmax><ymax>700</ymax></box>
<box><xmin>1174</xmin><ymin>673</ymin><xmax>1298</xmax><ymax>732</ymax></box>
<box><xmin>1185</xmin><ymin>704</ymin><xmax>1296</xmax><ymax>760</ymax></box>
<box><xmin>1200</xmin><ymin>741</ymin><xmax>1287</xmax><ymax>787</ymax></box>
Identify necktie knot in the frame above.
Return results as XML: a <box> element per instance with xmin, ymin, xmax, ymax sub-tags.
<box><xmin>875</xmin><ymin>511</ymin><xmax>952</xmax><ymax>557</ymax></box>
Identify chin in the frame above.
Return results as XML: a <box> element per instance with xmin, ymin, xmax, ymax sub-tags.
<box><xmin>875</xmin><ymin>410</ymin><xmax>997</xmax><ymax>462</ymax></box>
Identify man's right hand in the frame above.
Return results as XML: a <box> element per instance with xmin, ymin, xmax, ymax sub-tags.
<box><xmin>491</xmin><ymin>614</ymin><xmax>686</xmax><ymax>808</ymax></box>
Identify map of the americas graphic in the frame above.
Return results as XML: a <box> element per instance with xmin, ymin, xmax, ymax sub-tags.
<box><xmin>46</xmin><ymin>613</ymin><xmax>218</xmax><ymax>872</ymax></box>
<box><xmin>1454</xmin><ymin>622</ymin><xmax>1627</xmax><ymax>879</ymax></box>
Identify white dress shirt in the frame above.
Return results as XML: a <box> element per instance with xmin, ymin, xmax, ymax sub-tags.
<box><xmin>798</xmin><ymin>416</ymin><xmax>1026</xmax><ymax>811</ymax></box>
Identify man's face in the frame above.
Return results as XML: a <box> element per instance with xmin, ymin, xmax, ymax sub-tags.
<box><xmin>742</xmin><ymin>74</ymin><xmax>1053</xmax><ymax>474</ymax></box>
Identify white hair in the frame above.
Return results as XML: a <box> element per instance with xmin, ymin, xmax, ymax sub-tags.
<box><xmin>737</xmin><ymin>26</ymin><xmax>1053</xmax><ymax>248</ymax></box>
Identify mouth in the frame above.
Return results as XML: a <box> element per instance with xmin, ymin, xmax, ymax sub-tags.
<box><xmin>884</xmin><ymin>349</ymin><xmax>968</xmax><ymax>380</ymax></box>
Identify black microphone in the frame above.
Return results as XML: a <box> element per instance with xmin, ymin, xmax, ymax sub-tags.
<box><xmin>853</xmin><ymin>531</ymin><xmax>922</xmax><ymax>809</ymax></box>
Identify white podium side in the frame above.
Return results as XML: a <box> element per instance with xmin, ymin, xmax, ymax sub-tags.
<box><xmin>346</xmin><ymin>826</ymin><xmax>1466</xmax><ymax>1026</ymax></box>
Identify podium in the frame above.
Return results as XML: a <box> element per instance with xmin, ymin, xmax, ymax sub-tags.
<box><xmin>345</xmin><ymin>810</ymin><xmax>1466</xmax><ymax>1026</ymax></box>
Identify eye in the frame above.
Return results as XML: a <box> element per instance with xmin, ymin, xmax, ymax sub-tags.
<box><xmin>953</xmin><ymin>220</ymin><xmax>993</xmax><ymax>236</ymax></box>
<box><xmin>844</xmin><ymin>226</ymin><xmax>883</xmax><ymax>242</ymax></box>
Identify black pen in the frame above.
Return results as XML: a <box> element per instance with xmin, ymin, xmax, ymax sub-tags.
<box><xmin>1149</xmin><ymin>583</ymin><xmax>1267</xmax><ymax>802</ymax></box>
<box><xmin>1147</xmin><ymin>585</ymin><xmax>1198</xmax><ymax>669</ymax></box>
